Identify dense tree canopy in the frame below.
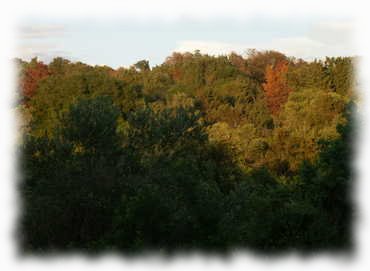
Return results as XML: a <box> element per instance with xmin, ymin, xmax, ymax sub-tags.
<box><xmin>16</xmin><ymin>50</ymin><xmax>356</xmax><ymax>254</ymax></box>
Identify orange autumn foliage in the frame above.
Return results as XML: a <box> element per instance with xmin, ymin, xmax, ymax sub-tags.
<box><xmin>262</xmin><ymin>60</ymin><xmax>292</xmax><ymax>115</ymax></box>
<box><xmin>21</xmin><ymin>60</ymin><xmax>50</xmax><ymax>99</ymax></box>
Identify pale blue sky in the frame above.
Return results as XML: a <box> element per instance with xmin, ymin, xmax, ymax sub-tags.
<box><xmin>17</xmin><ymin>16</ymin><xmax>355</xmax><ymax>68</ymax></box>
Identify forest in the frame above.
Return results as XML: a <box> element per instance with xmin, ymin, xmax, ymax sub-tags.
<box><xmin>15</xmin><ymin>49</ymin><xmax>356</xmax><ymax>254</ymax></box>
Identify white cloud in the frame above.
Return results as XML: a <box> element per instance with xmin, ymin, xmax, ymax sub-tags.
<box><xmin>174</xmin><ymin>20</ymin><xmax>356</xmax><ymax>60</ymax></box>
<box><xmin>17</xmin><ymin>24</ymin><xmax>69</xmax><ymax>62</ymax></box>
<box><xmin>261</xmin><ymin>37</ymin><xmax>327</xmax><ymax>59</ymax></box>
<box><xmin>175</xmin><ymin>40</ymin><xmax>248</xmax><ymax>56</ymax></box>
<box><xmin>17</xmin><ymin>43</ymin><xmax>71</xmax><ymax>63</ymax></box>
<box><xmin>308</xmin><ymin>21</ymin><xmax>354</xmax><ymax>45</ymax></box>
<box><xmin>19</xmin><ymin>25</ymin><xmax>65</xmax><ymax>39</ymax></box>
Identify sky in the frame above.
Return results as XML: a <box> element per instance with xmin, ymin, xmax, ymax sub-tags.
<box><xmin>16</xmin><ymin>16</ymin><xmax>355</xmax><ymax>69</ymax></box>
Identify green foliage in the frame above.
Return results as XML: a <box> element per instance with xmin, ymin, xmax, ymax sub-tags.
<box><xmin>59</xmin><ymin>96</ymin><xmax>121</xmax><ymax>152</ymax></box>
<box><xmin>18</xmin><ymin>51</ymin><xmax>355</xmax><ymax>254</ymax></box>
<box><xmin>267</xmin><ymin>88</ymin><xmax>347</xmax><ymax>172</ymax></box>
<box><xmin>295</xmin><ymin>106</ymin><xmax>354</xmax><ymax>249</ymax></box>
<box><xmin>323</xmin><ymin>57</ymin><xmax>354</xmax><ymax>95</ymax></box>
<box><xmin>133</xmin><ymin>60</ymin><xmax>150</xmax><ymax>72</ymax></box>
<box><xmin>27</xmin><ymin>68</ymin><xmax>143</xmax><ymax>137</ymax></box>
<box><xmin>20</xmin><ymin>97</ymin><xmax>129</xmax><ymax>250</ymax></box>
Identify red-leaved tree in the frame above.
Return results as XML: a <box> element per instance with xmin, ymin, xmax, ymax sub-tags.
<box><xmin>21</xmin><ymin>59</ymin><xmax>50</xmax><ymax>99</ymax></box>
<box><xmin>262</xmin><ymin>60</ymin><xmax>292</xmax><ymax>115</ymax></box>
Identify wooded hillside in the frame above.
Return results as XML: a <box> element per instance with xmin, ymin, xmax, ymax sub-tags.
<box><xmin>16</xmin><ymin>50</ymin><xmax>356</xmax><ymax>254</ymax></box>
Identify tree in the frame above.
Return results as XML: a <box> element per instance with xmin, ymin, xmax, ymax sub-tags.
<box><xmin>296</xmin><ymin>105</ymin><xmax>354</xmax><ymax>249</ymax></box>
<box><xmin>59</xmin><ymin>96</ymin><xmax>121</xmax><ymax>153</ymax></box>
<box><xmin>246</xmin><ymin>49</ymin><xmax>288</xmax><ymax>84</ymax></box>
<box><xmin>267</xmin><ymin>88</ymin><xmax>347</xmax><ymax>172</ymax></box>
<box><xmin>48</xmin><ymin>57</ymin><xmax>71</xmax><ymax>75</ymax></box>
<box><xmin>18</xmin><ymin>51</ymin><xmax>355</xmax><ymax>254</ymax></box>
<box><xmin>21</xmin><ymin>58</ymin><xmax>50</xmax><ymax>99</ymax></box>
<box><xmin>133</xmin><ymin>60</ymin><xmax>150</xmax><ymax>72</ymax></box>
<box><xmin>27</xmin><ymin>69</ymin><xmax>129</xmax><ymax>137</ymax></box>
<box><xmin>322</xmin><ymin>57</ymin><xmax>354</xmax><ymax>95</ymax></box>
<box><xmin>20</xmin><ymin>96</ymin><xmax>128</xmax><ymax>251</ymax></box>
<box><xmin>262</xmin><ymin>60</ymin><xmax>292</xmax><ymax>115</ymax></box>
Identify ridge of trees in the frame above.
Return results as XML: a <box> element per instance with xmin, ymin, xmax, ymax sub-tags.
<box><xmin>16</xmin><ymin>50</ymin><xmax>356</xmax><ymax>253</ymax></box>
